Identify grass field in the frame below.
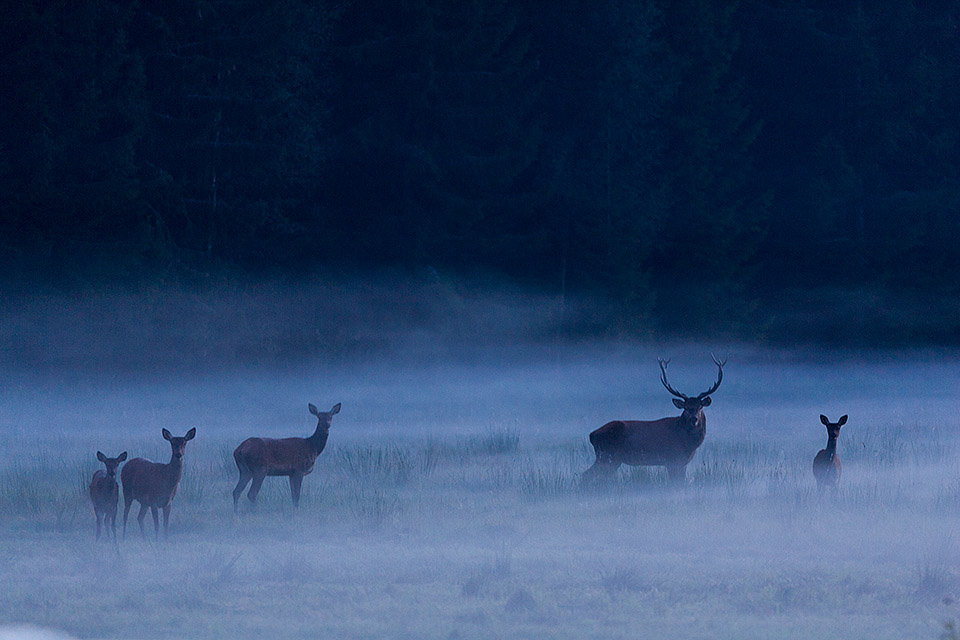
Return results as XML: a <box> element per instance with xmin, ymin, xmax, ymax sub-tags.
<box><xmin>1</xmin><ymin>346</ymin><xmax>959</xmax><ymax>639</ymax></box>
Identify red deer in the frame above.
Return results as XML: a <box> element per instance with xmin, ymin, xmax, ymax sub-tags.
<box><xmin>89</xmin><ymin>451</ymin><xmax>127</xmax><ymax>540</ymax></box>
<box><xmin>121</xmin><ymin>428</ymin><xmax>196</xmax><ymax>538</ymax></box>
<box><xmin>232</xmin><ymin>402</ymin><xmax>341</xmax><ymax>512</ymax></box>
<box><xmin>583</xmin><ymin>356</ymin><xmax>725</xmax><ymax>482</ymax></box>
<box><xmin>813</xmin><ymin>414</ymin><xmax>846</xmax><ymax>492</ymax></box>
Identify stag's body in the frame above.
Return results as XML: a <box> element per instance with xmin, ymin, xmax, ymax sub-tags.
<box><xmin>121</xmin><ymin>428</ymin><xmax>195</xmax><ymax>538</ymax></box>
<box><xmin>233</xmin><ymin>403</ymin><xmax>340</xmax><ymax>512</ymax></box>
<box><xmin>813</xmin><ymin>414</ymin><xmax>846</xmax><ymax>492</ymax></box>
<box><xmin>584</xmin><ymin>357</ymin><xmax>724</xmax><ymax>482</ymax></box>
<box><xmin>89</xmin><ymin>451</ymin><xmax>126</xmax><ymax>540</ymax></box>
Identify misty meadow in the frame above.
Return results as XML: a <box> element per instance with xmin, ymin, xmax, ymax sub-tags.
<box><xmin>4</xmin><ymin>1</ymin><xmax>960</xmax><ymax>638</ymax></box>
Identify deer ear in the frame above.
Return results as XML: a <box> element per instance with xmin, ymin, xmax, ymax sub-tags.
<box><xmin>118</xmin><ymin>451</ymin><xmax>127</xmax><ymax>462</ymax></box>
<box><xmin>308</xmin><ymin>403</ymin><xmax>319</xmax><ymax>416</ymax></box>
<box><xmin>97</xmin><ymin>451</ymin><xmax>107</xmax><ymax>463</ymax></box>
<box><xmin>838</xmin><ymin>414</ymin><xmax>848</xmax><ymax>426</ymax></box>
<box><xmin>330</xmin><ymin>403</ymin><xmax>341</xmax><ymax>415</ymax></box>
<box><xmin>700</xmin><ymin>396</ymin><xmax>712</xmax><ymax>407</ymax></box>
<box><xmin>162</xmin><ymin>428</ymin><xmax>172</xmax><ymax>441</ymax></box>
<box><xmin>184</xmin><ymin>427</ymin><xmax>196</xmax><ymax>441</ymax></box>
<box><xmin>672</xmin><ymin>398</ymin><xmax>685</xmax><ymax>409</ymax></box>
<box><xmin>820</xmin><ymin>415</ymin><xmax>829</xmax><ymax>426</ymax></box>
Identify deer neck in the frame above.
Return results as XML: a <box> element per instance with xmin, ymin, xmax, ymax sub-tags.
<box><xmin>166</xmin><ymin>453</ymin><xmax>184</xmax><ymax>480</ymax></box>
<box><xmin>824</xmin><ymin>435</ymin><xmax>838</xmax><ymax>457</ymax></box>
<box><xmin>307</xmin><ymin>427</ymin><xmax>329</xmax><ymax>452</ymax></box>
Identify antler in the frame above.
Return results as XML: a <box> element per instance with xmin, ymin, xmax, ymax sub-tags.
<box><xmin>697</xmin><ymin>354</ymin><xmax>726</xmax><ymax>399</ymax></box>
<box><xmin>658</xmin><ymin>357</ymin><xmax>688</xmax><ymax>399</ymax></box>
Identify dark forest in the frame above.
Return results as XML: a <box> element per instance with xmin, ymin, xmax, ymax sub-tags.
<box><xmin>3</xmin><ymin>0</ymin><xmax>960</xmax><ymax>344</ymax></box>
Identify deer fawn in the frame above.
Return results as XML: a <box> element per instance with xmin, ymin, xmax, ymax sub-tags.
<box><xmin>233</xmin><ymin>403</ymin><xmax>341</xmax><ymax>512</ymax></box>
<box><xmin>121</xmin><ymin>428</ymin><xmax>196</xmax><ymax>538</ymax></box>
<box><xmin>813</xmin><ymin>414</ymin><xmax>846</xmax><ymax>492</ymax></box>
<box><xmin>89</xmin><ymin>451</ymin><xmax>127</xmax><ymax>540</ymax></box>
<box><xmin>583</xmin><ymin>356</ymin><xmax>725</xmax><ymax>483</ymax></box>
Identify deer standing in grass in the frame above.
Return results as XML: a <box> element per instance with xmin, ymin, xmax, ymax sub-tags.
<box><xmin>121</xmin><ymin>428</ymin><xmax>196</xmax><ymax>538</ymax></box>
<box><xmin>89</xmin><ymin>451</ymin><xmax>127</xmax><ymax>540</ymax></box>
<box><xmin>813</xmin><ymin>414</ymin><xmax>847</xmax><ymax>492</ymax></box>
<box><xmin>583</xmin><ymin>356</ymin><xmax>725</xmax><ymax>483</ymax></box>
<box><xmin>233</xmin><ymin>403</ymin><xmax>341</xmax><ymax>512</ymax></box>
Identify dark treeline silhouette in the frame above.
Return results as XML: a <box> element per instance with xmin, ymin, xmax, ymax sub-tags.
<box><xmin>3</xmin><ymin>0</ymin><xmax>960</xmax><ymax>341</ymax></box>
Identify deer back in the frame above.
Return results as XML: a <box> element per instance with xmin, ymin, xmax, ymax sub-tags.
<box><xmin>235</xmin><ymin>437</ymin><xmax>321</xmax><ymax>475</ymax></box>
<box><xmin>121</xmin><ymin>458</ymin><xmax>182</xmax><ymax>507</ymax></box>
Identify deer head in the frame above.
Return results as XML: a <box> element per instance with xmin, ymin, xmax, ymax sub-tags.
<box><xmin>658</xmin><ymin>355</ymin><xmax>725</xmax><ymax>428</ymax></box>
<box><xmin>96</xmin><ymin>451</ymin><xmax>127</xmax><ymax>478</ymax></box>
<box><xmin>819</xmin><ymin>414</ymin><xmax>847</xmax><ymax>440</ymax></box>
<box><xmin>162</xmin><ymin>428</ymin><xmax>196</xmax><ymax>461</ymax></box>
<box><xmin>308</xmin><ymin>402</ymin><xmax>341</xmax><ymax>432</ymax></box>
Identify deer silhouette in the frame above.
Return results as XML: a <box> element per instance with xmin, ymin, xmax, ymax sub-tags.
<box><xmin>233</xmin><ymin>403</ymin><xmax>340</xmax><ymax>512</ymax></box>
<box><xmin>121</xmin><ymin>428</ymin><xmax>196</xmax><ymax>538</ymax></box>
<box><xmin>813</xmin><ymin>414</ymin><xmax>846</xmax><ymax>492</ymax></box>
<box><xmin>89</xmin><ymin>451</ymin><xmax>127</xmax><ymax>540</ymax></box>
<box><xmin>583</xmin><ymin>357</ymin><xmax>725</xmax><ymax>483</ymax></box>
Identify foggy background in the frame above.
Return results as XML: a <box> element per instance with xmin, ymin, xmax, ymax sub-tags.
<box><xmin>3</xmin><ymin>1</ymin><xmax>960</xmax><ymax>639</ymax></box>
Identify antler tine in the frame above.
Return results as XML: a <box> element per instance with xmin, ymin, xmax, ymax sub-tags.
<box><xmin>658</xmin><ymin>357</ymin><xmax>688</xmax><ymax>399</ymax></box>
<box><xmin>698</xmin><ymin>354</ymin><xmax>726</xmax><ymax>398</ymax></box>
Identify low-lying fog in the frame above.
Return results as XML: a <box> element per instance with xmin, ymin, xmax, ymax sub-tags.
<box><xmin>1</xmin><ymin>283</ymin><xmax>958</xmax><ymax>639</ymax></box>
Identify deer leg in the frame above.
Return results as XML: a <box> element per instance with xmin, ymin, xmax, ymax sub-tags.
<box><xmin>109</xmin><ymin>510</ymin><xmax>117</xmax><ymax>541</ymax></box>
<box><xmin>233</xmin><ymin>469</ymin><xmax>252</xmax><ymax>514</ymax></box>
<box><xmin>150</xmin><ymin>506</ymin><xmax>160</xmax><ymax>538</ymax></box>
<box><xmin>289</xmin><ymin>473</ymin><xmax>303</xmax><ymax>509</ymax></box>
<box><xmin>136</xmin><ymin>503</ymin><xmax>148</xmax><ymax>537</ymax></box>
<box><xmin>247</xmin><ymin>471</ymin><xmax>267</xmax><ymax>506</ymax></box>
<box><xmin>122</xmin><ymin>496</ymin><xmax>134</xmax><ymax>539</ymax></box>
<box><xmin>667</xmin><ymin>464</ymin><xmax>687</xmax><ymax>484</ymax></box>
<box><xmin>95</xmin><ymin>511</ymin><xmax>103</xmax><ymax>540</ymax></box>
<box><xmin>582</xmin><ymin>452</ymin><xmax>619</xmax><ymax>483</ymax></box>
<box><xmin>162</xmin><ymin>505</ymin><xmax>171</xmax><ymax>538</ymax></box>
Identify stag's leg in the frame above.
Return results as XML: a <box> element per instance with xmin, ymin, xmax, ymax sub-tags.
<box><xmin>666</xmin><ymin>464</ymin><xmax>687</xmax><ymax>484</ymax></box>
<box><xmin>233</xmin><ymin>468</ymin><xmax>252</xmax><ymax>513</ymax></box>
<box><xmin>162</xmin><ymin>505</ymin><xmax>171</xmax><ymax>538</ymax></box>
<box><xmin>136</xmin><ymin>503</ymin><xmax>148</xmax><ymax>537</ymax></box>
<box><xmin>247</xmin><ymin>471</ymin><xmax>267</xmax><ymax>506</ymax></box>
<box><xmin>122</xmin><ymin>496</ymin><xmax>134</xmax><ymax>539</ymax></box>
<box><xmin>289</xmin><ymin>473</ymin><xmax>303</xmax><ymax>509</ymax></box>
<box><xmin>150</xmin><ymin>506</ymin><xmax>160</xmax><ymax>538</ymax></box>
<box><xmin>582</xmin><ymin>451</ymin><xmax>619</xmax><ymax>483</ymax></box>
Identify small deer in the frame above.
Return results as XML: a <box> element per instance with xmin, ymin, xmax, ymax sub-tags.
<box><xmin>121</xmin><ymin>428</ymin><xmax>196</xmax><ymax>538</ymax></box>
<box><xmin>233</xmin><ymin>402</ymin><xmax>341</xmax><ymax>512</ymax></box>
<box><xmin>89</xmin><ymin>451</ymin><xmax>127</xmax><ymax>541</ymax></box>
<box><xmin>583</xmin><ymin>356</ymin><xmax>725</xmax><ymax>483</ymax></box>
<box><xmin>813</xmin><ymin>414</ymin><xmax>847</xmax><ymax>492</ymax></box>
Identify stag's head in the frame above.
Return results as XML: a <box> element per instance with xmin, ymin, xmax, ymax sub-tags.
<box><xmin>658</xmin><ymin>356</ymin><xmax>725</xmax><ymax>428</ymax></box>
<box><xmin>308</xmin><ymin>402</ymin><xmax>341</xmax><ymax>432</ymax></box>
<box><xmin>819</xmin><ymin>414</ymin><xmax>847</xmax><ymax>440</ymax></box>
<box><xmin>162</xmin><ymin>428</ymin><xmax>196</xmax><ymax>460</ymax></box>
<box><xmin>96</xmin><ymin>451</ymin><xmax>127</xmax><ymax>478</ymax></box>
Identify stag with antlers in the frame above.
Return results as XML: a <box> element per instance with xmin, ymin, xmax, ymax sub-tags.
<box><xmin>583</xmin><ymin>356</ymin><xmax>725</xmax><ymax>482</ymax></box>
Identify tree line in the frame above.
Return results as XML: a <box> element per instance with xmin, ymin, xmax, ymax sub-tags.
<box><xmin>2</xmin><ymin>0</ymin><xmax>959</xmax><ymax>335</ymax></box>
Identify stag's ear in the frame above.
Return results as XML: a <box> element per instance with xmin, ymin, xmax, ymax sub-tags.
<box><xmin>162</xmin><ymin>428</ymin><xmax>172</xmax><ymax>441</ymax></box>
<box><xmin>308</xmin><ymin>403</ymin><xmax>319</xmax><ymax>416</ymax></box>
<box><xmin>819</xmin><ymin>415</ymin><xmax>829</xmax><ymax>426</ymax></box>
<box><xmin>184</xmin><ymin>427</ymin><xmax>196</xmax><ymax>441</ymax></box>
<box><xmin>97</xmin><ymin>451</ymin><xmax>107</xmax><ymax>463</ymax></box>
<box><xmin>672</xmin><ymin>398</ymin><xmax>685</xmax><ymax>409</ymax></box>
<box><xmin>118</xmin><ymin>451</ymin><xmax>127</xmax><ymax>462</ymax></box>
<box><xmin>330</xmin><ymin>402</ymin><xmax>341</xmax><ymax>415</ymax></box>
<box><xmin>837</xmin><ymin>414</ymin><xmax>848</xmax><ymax>426</ymax></box>
<box><xmin>700</xmin><ymin>396</ymin><xmax>712</xmax><ymax>407</ymax></box>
